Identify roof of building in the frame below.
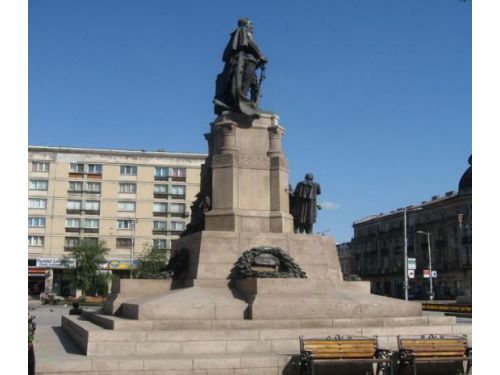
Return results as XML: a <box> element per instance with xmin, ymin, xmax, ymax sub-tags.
<box><xmin>28</xmin><ymin>145</ymin><xmax>207</xmax><ymax>160</ymax></box>
<box><xmin>458</xmin><ymin>154</ymin><xmax>472</xmax><ymax>193</ymax></box>
<box><xmin>353</xmin><ymin>190</ymin><xmax>466</xmax><ymax>226</ymax></box>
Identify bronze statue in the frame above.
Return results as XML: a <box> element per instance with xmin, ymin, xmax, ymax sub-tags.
<box><xmin>293</xmin><ymin>174</ymin><xmax>322</xmax><ymax>234</ymax></box>
<box><xmin>214</xmin><ymin>18</ymin><xmax>267</xmax><ymax>117</ymax></box>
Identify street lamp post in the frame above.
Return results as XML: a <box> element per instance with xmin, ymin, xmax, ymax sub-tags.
<box><xmin>417</xmin><ymin>230</ymin><xmax>433</xmax><ymax>300</ymax></box>
<box><xmin>403</xmin><ymin>207</ymin><xmax>421</xmax><ymax>301</ymax></box>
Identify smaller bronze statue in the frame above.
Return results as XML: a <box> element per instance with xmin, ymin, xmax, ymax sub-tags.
<box><xmin>214</xmin><ymin>18</ymin><xmax>267</xmax><ymax>117</ymax></box>
<box><xmin>293</xmin><ymin>173</ymin><xmax>322</xmax><ymax>234</ymax></box>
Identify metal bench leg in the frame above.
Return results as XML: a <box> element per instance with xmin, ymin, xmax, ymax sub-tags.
<box><xmin>411</xmin><ymin>359</ymin><xmax>417</xmax><ymax>375</ymax></box>
<box><xmin>466</xmin><ymin>360</ymin><xmax>472</xmax><ymax>375</ymax></box>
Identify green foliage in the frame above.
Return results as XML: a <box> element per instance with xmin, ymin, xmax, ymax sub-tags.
<box><xmin>62</xmin><ymin>240</ymin><xmax>111</xmax><ymax>297</ymax></box>
<box><xmin>135</xmin><ymin>243</ymin><xmax>169</xmax><ymax>279</ymax></box>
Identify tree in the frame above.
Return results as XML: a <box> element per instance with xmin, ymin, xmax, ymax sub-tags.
<box><xmin>135</xmin><ymin>243</ymin><xmax>169</xmax><ymax>279</ymax></box>
<box><xmin>62</xmin><ymin>239</ymin><xmax>111</xmax><ymax>297</ymax></box>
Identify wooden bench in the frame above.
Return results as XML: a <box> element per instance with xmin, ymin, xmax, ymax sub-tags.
<box><xmin>397</xmin><ymin>334</ymin><xmax>472</xmax><ymax>375</ymax></box>
<box><xmin>299</xmin><ymin>335</ymin><xmax>393</xmax><ymax>375</ymax></box>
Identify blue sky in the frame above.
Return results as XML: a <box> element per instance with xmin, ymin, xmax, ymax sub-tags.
<box><xmin>28</xmin><ymin>0</ymin><xmax>471</xmax><ymax>242</ymax></box>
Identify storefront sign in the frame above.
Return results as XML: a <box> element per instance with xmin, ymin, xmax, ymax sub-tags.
<box><xmin>36</xmin><ymin>257</ymin><xmax>75</xmax><ymax>268</ymax></box>
<box><xmin>105</xmin><ymin>260</ymin><xmax>138</xmax><ymax>270</ymax></box>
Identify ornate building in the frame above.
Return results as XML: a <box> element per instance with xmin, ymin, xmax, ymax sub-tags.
<box><xmin>341</xmin><ymin>157</ymin><xmax>471</xmax><ymax>299</ymax></box>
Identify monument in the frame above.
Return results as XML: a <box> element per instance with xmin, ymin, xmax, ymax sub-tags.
<box><xmin>55</xmin><ymin>19</ymin><xmax>469</xmax><ymax>375</ymax></box>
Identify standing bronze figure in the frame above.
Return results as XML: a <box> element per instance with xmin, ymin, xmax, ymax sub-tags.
<box><xmin>214</xmin><ymin>18</ymin><xmax>267</xmax><ymax>117</ymax></box>
<box><xmin>293</xmin><ymin>174</ymin><xmax>322</xmax><ymax>234</ymax></box>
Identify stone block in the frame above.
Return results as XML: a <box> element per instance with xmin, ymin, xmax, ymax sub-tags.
<box><xmin>91</xmin><ymin>359</ymin><xmax>120</xmax><ymax>371</ymax></box>
<box><xmin>234</xmin><ymin>368</ymin><xmax>279</xmax><ymax>375</ymax></box>
<box><xmin>144</xmin><ymin>359</ymin><xmax>194</xmax><ymax>371</ymax></box>
<box><xmin>136</xmin><ymin>341</ymin><xmax>183</xmax><ymax>355</ymax></box>
<box><xmin>226</xmin><ymin>340</ymin><xmax>272</xmax><ymax>354</ymax></box>
<box><xmin>270</xmin><ymin>339</ymin><xmax>299</xmax><ymax>353</ymax></box>
<box><xmin>193</xmin><ymin>357</ymin><xmax>241</xmax><ymax>369</ymax></box>
<box><xmin>240</xmin><ymin>356</ymin><xmax>279</xmax><ymax>368</ymax></box>
<box><xmin>92</xmin><ymin>341</ymin><xmax>137</xmax><ymax>356</ymax></box>
<box><xmin>182</xmin><ymin>341</ymin><xmax>227</xmax><ymax>354</ymax></box>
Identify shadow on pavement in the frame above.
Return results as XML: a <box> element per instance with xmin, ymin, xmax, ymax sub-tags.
<box><xmin>51</xmin><ymin>326</ymin><xmax>83</xmax><ymax>355</ymax></box>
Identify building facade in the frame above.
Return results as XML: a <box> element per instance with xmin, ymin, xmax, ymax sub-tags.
<box><xmin>28</xmin><ymin>146</ymin><xmax>206</xmax><ymax>295</ymax></box>
<box><xmin>341</xmin><ymin>158</ymin><xmax>472</xmax><ymax>300</ymax></box>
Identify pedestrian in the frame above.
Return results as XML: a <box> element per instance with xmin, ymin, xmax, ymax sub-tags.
<box><xmin>28</xmin><ymin>312</ymin><xmax>36</xmax><ymax>375</ymax></box>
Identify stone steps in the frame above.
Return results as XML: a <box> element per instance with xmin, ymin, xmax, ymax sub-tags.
<box><xmin>63</xmin><ymin>315</ymin><xmax>470</xmax><ymax>357</ymax></box>
<box><xmin>37</xmin><ymin>352</ymin><xmax>292</xmax><ymax>375</ymax></box>
<box><xmin>83</xmin><ymin>310</ymin><xmax>457</xmax><ymax>331</ymax></box>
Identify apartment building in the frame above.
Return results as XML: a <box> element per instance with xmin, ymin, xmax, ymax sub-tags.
<box><xmin>28</xmin><ymin>146</ymin><xmax>206</xmax><ymax>295</ymax></box>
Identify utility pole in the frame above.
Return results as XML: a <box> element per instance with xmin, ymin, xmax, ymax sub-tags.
<box><xmin>417</xmin><ymin>230</ymin><xmax>433</xmax><ymax>300</ymax></box>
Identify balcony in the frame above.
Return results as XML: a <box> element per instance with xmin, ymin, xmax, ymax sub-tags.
<box><xmin>84</xmin><ymin>210</ymin><xmax>100</xmax><ymax>215</ymax></box>
<box><xmin>86</xmin><ymin>173</ymin><xmax>102</xmax><ymax>179</ymax></box>
<box><xmin>154</xmin><ymin>193</ymin><xmax>169</xmax><ymax>199</ymax></box>
<box><xmin>66</xmin><ymin>209</ymin><xmax>82</xmax><ymax>215</ymax></box>
<box><xmin>153</xmin><ymin>211</ymin><xmax>168</xmax><ymax>217</ymax></box>
<box><xmin>171</xmin><ymin>176</ymin><xmax>186</xmax><ymax>182</ymax></box>
<box><xmin>68</xmin><ymin>172</ymin><xmax>84</xmax><ymax>178</ymax></box>
<box><xmin>152</xmin><ymin>229</ymin><xmax>168</xmax><ymax>235</ymax></box>
<box><xmin>154</xmin><ymin>175</ymin><xmax>168</xmax><ymax>181</ymax></box>
<box><xmin>170</xmin><ymin>194</ymin><xmax>186</xmax><ymax>200</ymax></box>
<box><xmin>169</xmin><ymin>212</ymin><xmax>188</xmax><ymax>218</ymax></box>
<box><xmin>83</xmin><ymin>228</ymin><xmax>99</xmax><ymax>234</ymax></box>
<box><xmin>84</xmin><ymin>190</ymin><xmax>101</xmax><ymax>195</ymax></box>
<box><xmin>65</xmin><ymin>227</ymin><xmax>80</xmax><ymax>233</ymax></box>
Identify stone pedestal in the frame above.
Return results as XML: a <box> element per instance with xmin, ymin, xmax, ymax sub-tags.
<box><xmin>204</xmin><ymin>112</ymin><xmax>293</xmax><ymax>233</ymax></box>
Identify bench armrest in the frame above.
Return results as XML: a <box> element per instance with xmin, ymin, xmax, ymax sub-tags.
<box><xmin>376</xmin><ymin>349</ymin><xmax>393</xmax><ymax>360</ymax></box>
<box><xmin>399</xmin><ymin>349</ymin><xmax>415</xmax><ymax>361</ymax></box>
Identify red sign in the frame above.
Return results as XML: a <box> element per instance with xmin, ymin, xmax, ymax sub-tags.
<box><xmin>423</xmin><ymin>269</ymin><xmax>430</xmax><ymax>278</ymax></box>
<box><xmin>28</xmin><ymin>268</ymin><xmax>47</xmax><ymax>277</ymax></box>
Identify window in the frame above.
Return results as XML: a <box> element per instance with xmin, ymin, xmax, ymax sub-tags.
<box><xmin>65</xmin><ymin>218</ymin><xmax>81</xmax><ymax>228</ymax></box>
<box><xmin>117</xmin><ymin>219</ymin><xmax>133</xmax><ymax>229</ymax></box>
<box><xmin>169</xmin><ymin>203</ymin><xmax>185</xmax><ymax>213</ymax></box>
<box><xmin>170</xmin><ymin>168</ymin><xmax>186</xmax><ymax>178</ymax></box>
<box><xmin>153</xmin><ymin>221</ymin><xmax>168</xmax><ymax>230</ymax></box>
<box><xmin>116</xmin><ymin>238</ymin><xmax>132</xmax><ymax>248</ymax></box>
<box><xmin>84</xmin><ymin>219</ymin><xmax>99</xmax><ymax>229</ymax></box>
<box><xmin>66</xmin><ymin>200</ymin><xmax>82</xmax><ymax>210</ymax></box>
<box><xmin>28</xmin><ymin>217</ymin><xmax>46</xmax><ymax>227</ymax></box>
<box><xmin>28</xmin><ymin>235</ymin><xmax>44</xmax><ymax>246</ymax></box>
<box><xmin>153</xmin><ymin>202</ymin><xmax>167</xmax><ymax>213</ymax></box>
<box><xmin>32</xmin><ymin>162</ymin><xmax>49</xmax><ymax>172</ymax></box>
<box><xmin>68</xmin><ymin>181</ymin><xmax>83</xmax><ymax>192</ymax></box>
<box><xmin>119</xmin><ymin>183</ymin><xmax>136</xmax><ymax>193</ymax></box>
<box><xmin>29</xmin><ymin>198</ymin><xmax>47</xmax><ymax>209</ymax></box>
<box><xmin>153</xmin><ymin>239</ymin><xmax>167</xmax><ymax>249</ymax></box>
<box><xmin>69</xmin><ymin>163</ymin><xmax>84</xmax><ymax>173</ymax></box>
<box><xmin>87</xmin><ymin>164</ymin><xmax>102</xmax><ymax>174</ymax></box>
<box><xmin>64</xmin><ymin>237</ymin><xmax>79</xmax><ymax>250</ymax></box>
<box><xmin>30</xmin><ymin>180</ymin><xmax>48</xmax><ymax>190</ymax></box>
<box><xmin>118</xmin><ymin>201</ymin><xmax>135</xmax><ymax>212</ymax></box>
<box><xmin>120</xmin><ymin>165</ymin><xmax>137</xmax><ymax>176</ymax></box>
<box><xmin>170</xmin><ymin>185</ymin><xmax>186</xmax><ymax>196</ymax></box>
<box><xmin>83</xmin><ymin>237</ymin><xmax>98</xmax><ymax>245</ymax></box>
<box><xmin>86</xmin><ymin>182</ymin><xmax>101</xmax><ymax>193</ymax></box>
<box><xmin>169</xmin><ymin>221</ymin><xmax>185</xmax><ymax>231</ymax></box>
<box><xmin>155</xmin><ymin>167</ymin><xmax>169</xmax><ymax>178</ymax></box>
<box><xmin>154</xmin><ymin>184</ymin><xmax>168</xmax><ymax>193</ymax></box>
<box><xmin>84</xmin><ymin>200</ymin><xmax>100</xmax><ymax>211</ymax></box>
